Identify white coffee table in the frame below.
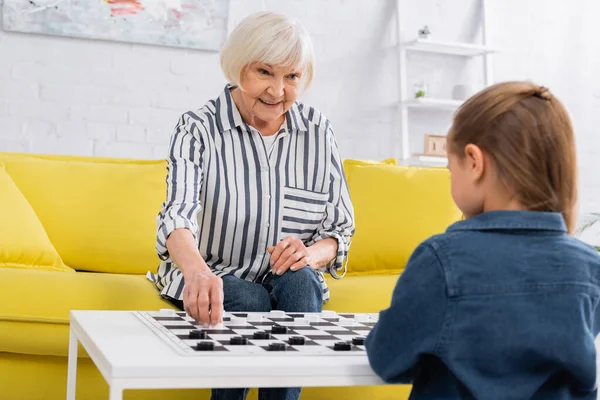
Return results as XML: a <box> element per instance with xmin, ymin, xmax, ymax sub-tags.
<box><xmin>66</xmin><ymin>310</ymin><xmax>386</xmax><ymax>400</ymax></box>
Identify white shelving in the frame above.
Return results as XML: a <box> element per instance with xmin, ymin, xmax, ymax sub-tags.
<box><xmin>404</xmin><ymin>38</ymin><xmax>495</xmax><ymax>57</ymax></box>
<box><xmin>402</xmin><ymin>97</ymin><xmax>463</xmax><ymax>110</ymax></box>
<box><xmin>401</xmin><ymin>155</ymin><xmax>448</xmax><ymax>168</ymax></box>
<box><xmin>396</xmin><ymin>0</ymin><xmax>495</xmax><ymax>167</ymax></box>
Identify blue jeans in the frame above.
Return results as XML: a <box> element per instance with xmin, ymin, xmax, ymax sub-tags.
<box><xmin>212</xmin><ymin>267</ymin><xmax>323</xmax><ymax>400</ymax></box>
<box><xmin>169</xmin><ymin>267</ymin><xmax>323</xmax><ymax>400</ymax></box>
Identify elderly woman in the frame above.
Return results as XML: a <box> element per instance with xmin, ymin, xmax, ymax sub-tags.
<box><xmin>148</xmin><ymin>11</ymin><xmax>355</xmax><ymax>400</ymax></box>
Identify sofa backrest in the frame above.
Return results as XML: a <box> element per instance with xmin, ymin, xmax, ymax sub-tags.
<box><xmin>342</xmin><ymin>159</ymin><xmax>462</xmax><ymax>276</ymax></box>
<box><xmin>0</xmin><ymin>152</ymin><xmax>166</xmax><ymax>274</ymax></box>
<box><xmin>0</xmin><ymin>152</ymin><xmax>461</xmax><ymax>276</ymax></box>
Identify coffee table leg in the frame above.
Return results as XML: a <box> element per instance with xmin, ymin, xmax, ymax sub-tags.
<box><xmin>66</xmin><ymin>326</ymin><xmax>78</xmax><ymax>400</ymax></box>
<box><xmin>109</xmin><ymin>386</ymin><xmax>123</xmax><ymax>400</ymax></box>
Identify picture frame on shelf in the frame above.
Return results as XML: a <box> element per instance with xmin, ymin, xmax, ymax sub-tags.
<box><xmin>424</xmin><ymin>134</ymin><xmax>447</xmax><ymax>156</ymax></box>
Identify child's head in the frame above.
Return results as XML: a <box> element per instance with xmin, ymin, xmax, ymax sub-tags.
<box><xmin>446</xmin><ymin>81</ymin><xmax>577</xmax><ymax>232</ymax></box>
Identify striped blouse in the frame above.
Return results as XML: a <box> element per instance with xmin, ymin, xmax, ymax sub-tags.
<box><xmin>147</xmin><ymin>84</ymin><xmax>355</xmax><ymax>303</ymax></box>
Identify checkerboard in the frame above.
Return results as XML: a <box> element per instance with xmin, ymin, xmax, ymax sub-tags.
<box><xmin>135</xmin><ymin>309</ymin><xmax>379</xmax><ymax>356</ymax></box>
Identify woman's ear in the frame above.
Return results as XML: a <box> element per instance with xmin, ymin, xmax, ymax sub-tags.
<box><xmin>464</xmin><ymin>144</ymin><xmax>485</xmax><ymax>183</ymax></box>
<box><xmin>238</xmin><ymin>65</ymin><xmax>250</xmax><ymax>89</ymax></box>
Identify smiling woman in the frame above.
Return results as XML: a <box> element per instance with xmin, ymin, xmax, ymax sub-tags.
<box><xmin>147</xmin><ymin>11</ymin><xmax>355</xmax><ymax>400</ymax></box>
<box><xmin>230</xmin><ymin>62</ymin><xmax>303</xmax><ymax>136</ymax></box>
<box><xmin>220</xmin><ymin>11</ymin><xmax>315</xmax><ymax>136</ymax></box>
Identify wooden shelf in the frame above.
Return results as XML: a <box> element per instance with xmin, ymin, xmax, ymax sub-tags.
<box><xmin>404</xmin><ymin>38</ymin><xmax>495</xmax><ymax>56</ymax></box>
<box><xmin>402</xmin><ymin>97</ymin><xmax>463</xmax><ymax>110</ymax></box>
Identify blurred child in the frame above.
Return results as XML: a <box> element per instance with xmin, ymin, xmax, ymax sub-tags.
<box><xmin>365</xmin><ymin>81</ymin><xmax>600</xmax><ymax>400</ymax></box>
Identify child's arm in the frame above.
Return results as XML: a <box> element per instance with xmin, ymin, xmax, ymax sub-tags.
<box><xmin>365</xmin><ymin>242</ymin><xmax>448</xmax><ymax>383</ymax></box>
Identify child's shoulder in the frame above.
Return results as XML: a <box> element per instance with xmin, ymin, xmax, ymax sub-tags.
<box><xmin>416</xmin><ymin>228</ymin><xmax>469</xmax><ymax>253</ymax></box>
<box><xmin>561</xmin><ymin>234</ymin><xmax>600</xmax><ymax>263</ymax></box>
<box><xmin>419</xmin><ymin>219</ymin><xmax>600</xmax><ymax>281</ymax></box>
<box><xmin>422</xmin><ymin>221</ymin><xmax>600</xmax><ymax>254</ymax></box>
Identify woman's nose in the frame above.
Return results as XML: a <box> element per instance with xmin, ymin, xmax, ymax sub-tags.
<box><xmin>269</xmin><ymin>79</ymin><xmax>284</xmax><ymax>97</ymax></box>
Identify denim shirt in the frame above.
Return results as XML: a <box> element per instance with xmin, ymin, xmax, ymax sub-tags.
<box><xmin>365</xmin><ymin>210</ymin><xmax>600</xmax><ymax>400</ymax></box>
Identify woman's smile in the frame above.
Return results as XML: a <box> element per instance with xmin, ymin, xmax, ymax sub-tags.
<box><xmin>259</xmin><ymin>98</ymin><xmax>283</xmax><ymax>108</ymax></box>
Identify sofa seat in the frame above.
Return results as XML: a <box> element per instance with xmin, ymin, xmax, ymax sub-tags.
<box><xmin>323</xmin><ymin>273</ymin><xmax>398</xmax><ymax>312</ymax></box>
<box><xmin>0</xmin><ymin>268</ymin><xmax>175</xmax><ymax>357</ymax></box>
<box><xmin>0</xmin><ymin>267</ymin><xmax>399</xmax><ymax>358</ymax></box>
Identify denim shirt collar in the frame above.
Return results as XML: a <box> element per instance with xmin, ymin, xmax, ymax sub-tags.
<box><xmin>447</xmin><ymin>210</ymin><xmax>567</xmax><ymax>233</ymax></box>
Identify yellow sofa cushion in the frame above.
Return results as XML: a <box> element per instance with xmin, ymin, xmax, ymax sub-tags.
<box><xmin>343</xmin><ymin>158</ymin><xmax>398</xmax><ymax>185</ymax></box>
<box><xmin>0</xmin><ymin>268</ymin><xmax>176</xmax><ymax>357</ymax></box>
<box><xmin>324</xmin><ymin>273</ymin><xmax>398</xmax><ymax>313</ymax></box>
<box><xmin>343</xmin><ymin>158</ymin><xmax>398</xmax><ymax>167</ymax></box>
<box><xmin>0</xmin><ymin>152</ymin><xmax>167</xmax><ymax>274</ymax></box>
<box><xmin>344</xmin><ymin>163</ymin><xmax>461</xmax><ymax>275</ymax></box>
<box><xmin>0</xmin><ymin>160</ymin><xmax>72</xmax><ymax>273</ymax></box>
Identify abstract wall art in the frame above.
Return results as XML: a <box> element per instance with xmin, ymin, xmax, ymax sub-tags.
<box><xmin>1</xmin><ymin>0</ymin><xmax>230</xmax><ymax>51</ymax></box>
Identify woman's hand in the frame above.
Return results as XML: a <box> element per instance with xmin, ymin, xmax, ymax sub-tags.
<box><xmin>268</xmin><ymin>237</ymin><xmax>339</xmax><ymax>276</ymax></box>
<box><xmin>267</xmin><ymin>237</ymin><xmax>314</xmax><ymax>275</ymax></box>
<box><xmin>182</xmin><ymin>268</ymin><xmax>224</xmax><ymax>327</ymax></box>
<box><xmin>165</xmin><ymin>229</ymin><xmax>224</xmax><ymax>326</ymax></box>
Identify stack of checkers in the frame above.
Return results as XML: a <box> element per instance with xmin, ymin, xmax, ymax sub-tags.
<box><xmin>136</xmin><ymin>309</ymin><xmax>379</xmax><ymax>356</ymax></box>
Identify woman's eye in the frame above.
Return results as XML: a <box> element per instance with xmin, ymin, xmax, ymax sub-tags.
<box><xmin>288</xmin><ymin>73</ymin><xmax>300</xmax><ymax>80</ymax></box>
<box><xmin>258</xmin><ymin>68</ymin><xmax>270</xmax><ymax>75</ymax></box>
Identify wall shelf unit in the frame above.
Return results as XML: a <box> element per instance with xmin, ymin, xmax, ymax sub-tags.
<box><xmin>396</xmin><ymin>0</ymin><xmax>495</xmax><ymax>167</ymax></box>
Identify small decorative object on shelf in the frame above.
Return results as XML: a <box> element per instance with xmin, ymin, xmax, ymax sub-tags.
<box><xmin>414</xmin><ymin>80</ymin><xmax>428</xmax><ymax>98</ymax></box>
<box><xmin>452</xmin><ymin>84</ymin><xmax>476</xmax><ymax>101</ymax></box>
<box><xmin>424</xmin><ymin>134</ymin><xmax>447</xmax><ymax>156</ymax></box>
<box><xmin>418</xmin><ymin>25</ymin><xmax>431</xmax><ymax>39</ymax></box>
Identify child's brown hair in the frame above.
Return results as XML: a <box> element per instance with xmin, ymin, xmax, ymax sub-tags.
<box><xmin>448</xmin><ymin>81</ymin><xmax>578</xmax><ymax>233</ymax></box>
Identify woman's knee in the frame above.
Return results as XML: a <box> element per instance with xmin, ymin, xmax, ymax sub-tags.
<box><xmin>237</xmin><ymin>292</ymin><xmax>271</xmax><ymax>312</ymax></box>
<box><xmin>287</xmin><ymin>267</ymin><xmax>321</xmax><ymax>292</ymax></box>
<box><xmin>274</xmin><ymin>267</ymin><xmax>323</xmax><ymax>312</ymax></box>
<box><xmin>222</xmin><ymin>275</ymin><xmax>271</xmax><ymax>312</ymax></box>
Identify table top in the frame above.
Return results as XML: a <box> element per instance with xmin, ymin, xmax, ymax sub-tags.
<box><xmin>70</xmin><ymin>310</ymin><xmax>384</xmax><ymax>387</ymax></box>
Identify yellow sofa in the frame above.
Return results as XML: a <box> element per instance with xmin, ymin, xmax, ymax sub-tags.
<box><xmin>0</xmin><ymin>152</ymin><xmax>461</xmax><ymax>400</ymax></box>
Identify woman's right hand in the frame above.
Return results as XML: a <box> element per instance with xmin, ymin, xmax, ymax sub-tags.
<box><xmin>165</xmin><ymin>228</ymin><xmax>224</xmax><ymax>326</ymax></box>
<box><xmin>182</xmin><ymin>268</ymin><xmax>224</xmax><ymax>326</ymax></box>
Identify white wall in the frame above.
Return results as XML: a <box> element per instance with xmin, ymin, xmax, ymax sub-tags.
<box><xmin>1</xmin><ymin>0</ymin><xmax>599</xmax><ymax>215</ymax></box>
<box><xmin>0</xmin><ymin>0</ymin><xmax>400</xmax><ymax>160</ymax></box>
<box><xmin>488</xmin><ymin>0</ymin><xmax>600</xmax><ymax>219</ymax></box>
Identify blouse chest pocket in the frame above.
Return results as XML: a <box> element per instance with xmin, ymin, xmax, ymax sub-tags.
<box><xmin>280</xmin><ymin>186</ymin><xmax>328</xmax><ymax>242</ymax></box>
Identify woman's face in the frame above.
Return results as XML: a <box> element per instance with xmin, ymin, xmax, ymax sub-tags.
<box><xmin>237</xmin><ymin>62</ymin><xmax>303</xmax><ymax>124</ymax></box>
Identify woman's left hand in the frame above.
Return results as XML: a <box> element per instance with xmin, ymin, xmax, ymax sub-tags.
<box><xmin>268</xmin><ymin>237</ymin><xmax>314</xmax><ymax>275</ymax></box>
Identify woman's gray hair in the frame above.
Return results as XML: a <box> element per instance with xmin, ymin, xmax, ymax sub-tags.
<box><xmin>219</xmin><ymin>11</ymin><xmax>315</xmax><ymax>91</ymax></box>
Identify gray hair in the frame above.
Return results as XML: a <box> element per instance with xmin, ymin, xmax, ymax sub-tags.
<box><xmin>220</xmin><ymin>11</ymin><xmax>315</xmax><ymax>91</ymax></box>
